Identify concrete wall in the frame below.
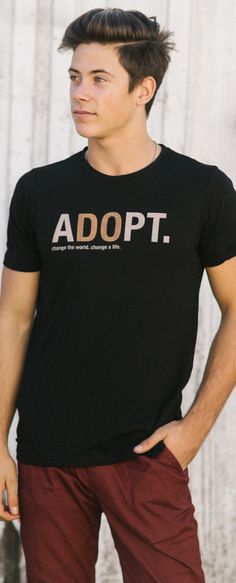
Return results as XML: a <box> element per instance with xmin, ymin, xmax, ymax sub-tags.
<box><xmin>0</xmin><ymin>1</ymin><xmax>236</xmax><ymax>581</ymax></box>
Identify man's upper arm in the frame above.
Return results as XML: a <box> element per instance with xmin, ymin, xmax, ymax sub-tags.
<box><xmin>0</xmin><ymin>266</ymin><xmax>40</xmax><ymax>325</ymax></box>
<box><xmin>206</xmin><ymin>256</ymin><xmax>236</xmax><ymax>314</ymax></box>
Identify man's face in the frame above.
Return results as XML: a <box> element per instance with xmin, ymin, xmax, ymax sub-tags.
<box><xmin>69</xmin><ymin>42</ymin><xmax>143</xmax><ymax>139</ymax></box>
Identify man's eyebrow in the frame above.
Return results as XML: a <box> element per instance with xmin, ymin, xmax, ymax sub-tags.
<box><xmin>68</xmin><ymin>67</ymin><xmax>116</xmax><ymax>77</ymax></box>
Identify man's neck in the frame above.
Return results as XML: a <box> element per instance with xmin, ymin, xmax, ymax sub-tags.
<box><xmin>84</xmin><ymin>139</ymin><xmax>162</xmax><ymax>176</ymax></box>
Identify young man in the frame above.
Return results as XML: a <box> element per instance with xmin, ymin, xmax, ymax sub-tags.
<box><xmin>1</xmin><ymin>7</ymin><xmax>236</xmax><ymax>583</ymax></box>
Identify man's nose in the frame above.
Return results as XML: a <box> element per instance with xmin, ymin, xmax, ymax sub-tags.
<box><xmin>71</xmin><ymin>80</ymin><xmax>91</xmax><ymax>100</ymax></box>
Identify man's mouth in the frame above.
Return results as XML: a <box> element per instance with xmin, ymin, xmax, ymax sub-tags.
<box><xmin>73</xmin><ymin>110</ymin><xmax>96</xmax><ymax>116</ymax></box>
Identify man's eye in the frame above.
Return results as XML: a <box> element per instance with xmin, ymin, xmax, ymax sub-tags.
<box><xmin>69</xmin><ymin>75</ymin><xmax>106</xmax><ymax>82</ymax></box>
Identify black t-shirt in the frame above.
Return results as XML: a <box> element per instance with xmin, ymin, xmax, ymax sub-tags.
<box><xmin>3</xmin><ymin>144</ymin><xmax>236</xmax><ymax>467</ymax></box>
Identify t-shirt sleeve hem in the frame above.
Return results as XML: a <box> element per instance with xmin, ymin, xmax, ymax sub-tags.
<box><xmin>3</xmin><ymin>258</ymin><xmax>41</xmax><ymax>272</ymax></box>
<box><xmin>202</xmin><ymin>248</ymin><xmax>236</xmax><ymax>268</ymax></box>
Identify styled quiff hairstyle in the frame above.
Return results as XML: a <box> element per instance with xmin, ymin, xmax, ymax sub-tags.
<box><xmin>57</xmin><ymin>8</ymin><xmax>176</xmax><ymax>117</ymax></box>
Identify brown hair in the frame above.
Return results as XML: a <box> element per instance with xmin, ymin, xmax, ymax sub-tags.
<box><xmin>57</xmin><ymin>8</ymin><xmax>176</xmax><ymax>117</ymax></box>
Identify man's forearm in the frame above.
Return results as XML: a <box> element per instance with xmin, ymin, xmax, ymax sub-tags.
<box><xmin>0</xmin><ymin>312</ymin><xmax>33</xmax><ymax>451</ymax></box>
<box><xmin>133</xmin><ymin>309</ymin><xmax>236</xmax><ymax>464</ymax></box>
<box><xmin>182</xmin><ymin>308</ymin><xmax>236</xmax><ymax>446</ymax></box>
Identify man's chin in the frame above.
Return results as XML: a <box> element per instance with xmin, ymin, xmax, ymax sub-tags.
<box><xmin>74</xmin><ymin>127</ymin><xmax>94</xmax><ymax>137</ymax></box>
<box><xmin>74</xmin><ymin>127</ymin><xmax>108</xmax><ymax>140</ymax></box>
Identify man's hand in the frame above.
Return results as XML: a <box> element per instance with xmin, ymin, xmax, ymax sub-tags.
<box><xmin>133</xmin><ymin>419</ymin><xmax>201</xmax><ymax>471</ymax></box>
<box><xmin>133</xmin><ymin>280</ymin><xmax>236</xmax><ymax>471</ymax></box>
<box><xmin>0</xmin><ymin>447</ymin><xmax>20</xmax><ymax>521</ymax></box>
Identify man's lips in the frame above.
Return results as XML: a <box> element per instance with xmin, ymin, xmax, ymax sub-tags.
<box><xmin>73</xmin><ymin>110</ymin><xmax>96</xmax><ymax>115</ymax></box>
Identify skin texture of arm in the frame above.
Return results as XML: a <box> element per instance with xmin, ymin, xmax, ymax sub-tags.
<box><xmin>0</xmin><ymin>266</ymin><xmax>40</xmax><ymax>448</ymax></box>
<box><xmin>133</xmin><ymin>256</ymin><xmax>236</xmax><ymax>470</ymax></box>
<box><xmin>0</xmin><ymin>266</ymin><xmax>40</xmax><ymax>521</ymax></box>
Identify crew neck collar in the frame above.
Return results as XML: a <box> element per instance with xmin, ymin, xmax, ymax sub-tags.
<box><xmin>78</xmin><ymin>143</ymin><xmax>169</xmax><ymax>183</ymax></box>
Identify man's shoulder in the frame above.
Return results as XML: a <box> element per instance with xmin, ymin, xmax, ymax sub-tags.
<box><xmin>19</xmin><ymin>151</ymin><xmax>81</xmax><ymax>185</ymax></box>
<box><xmin>166</xmin><ymin>145</ymin><xmax>216</xmax><ymax>178</ymax></box>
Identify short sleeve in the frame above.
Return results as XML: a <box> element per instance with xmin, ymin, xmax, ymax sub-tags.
<box><xmin>3</xmin><ymin>173</ymin><xmax>41</xmax><ymax>272</ymax></box>
<box><xmin>198</xmin><ymin>166</ymin><xmax>236</xmax><ymax>267</ymax></box>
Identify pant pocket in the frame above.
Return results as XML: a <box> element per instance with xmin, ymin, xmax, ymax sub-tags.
<box><xmin>163</xmin><ymin>444</ymin><xmax>187</xmax><ymax>474</ymax></box>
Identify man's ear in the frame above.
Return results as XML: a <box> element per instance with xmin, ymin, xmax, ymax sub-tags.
<box><xmin>137</xmin><ymin>76</ymin><xmax>157</xmax><ymax>106</ymax></box>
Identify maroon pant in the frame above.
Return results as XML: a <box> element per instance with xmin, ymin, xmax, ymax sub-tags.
<box><xmin>17</xmin><ymin>445</ymin><xmax>205</xmax><ymax>582</ymax></box>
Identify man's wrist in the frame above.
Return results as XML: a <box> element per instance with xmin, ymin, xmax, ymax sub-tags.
<box><xmin>0</xmin><ymin>442</ymin><xmax>9</xmax><ymax>454</ymax></box>
<box><xmin>180</xmin><ymin>411</ymin><xmax>209</xmax><ymax>450</ymax></box>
